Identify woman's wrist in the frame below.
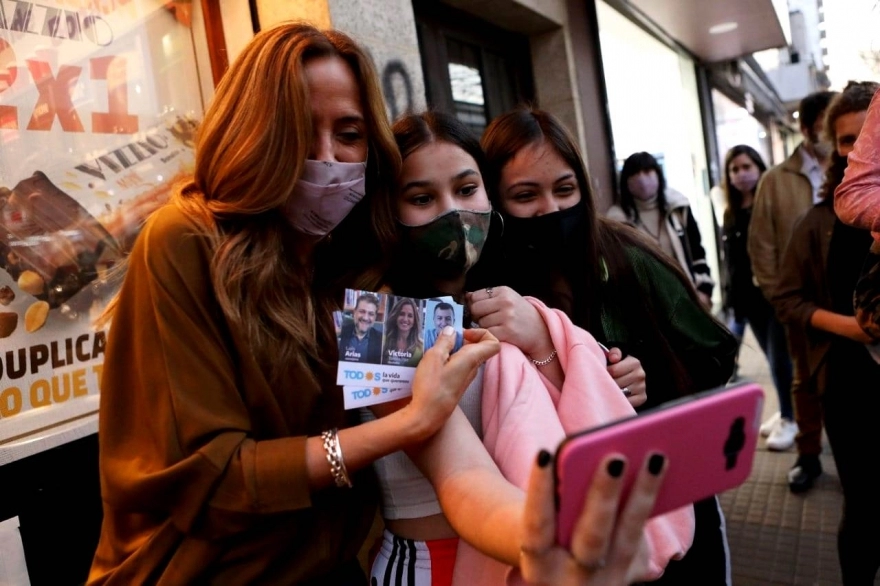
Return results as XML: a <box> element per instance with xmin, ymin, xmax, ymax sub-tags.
<box><xmin>524</xmin><ymin>328</ymin><xmax>555</xmax><ymax>360</ymax></box>
<box><xmin>529</xmin><ymin>347</ymin><xmax>558</xmax><ymax>367</ymax></box>
<box><xmin>393</xmin><ymin>402</ymin><xmax>438</xmax><ymax>444</ymax></box>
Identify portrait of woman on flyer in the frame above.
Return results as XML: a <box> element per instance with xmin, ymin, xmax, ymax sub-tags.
<box><xmin>383</xmin><ymin>295</ymin><xmax>424</xmax><ymax>366</ymax></box>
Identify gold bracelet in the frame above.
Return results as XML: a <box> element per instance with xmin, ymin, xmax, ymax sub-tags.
<box><xmin>321</xmin><ymin>428</ymin><xmax>352</xmax><ymax>488</ymax></box>
<box><xmin>530</xmin><ymin>349</ymin><xmax>558</xmax><ymax>367</ymax></box>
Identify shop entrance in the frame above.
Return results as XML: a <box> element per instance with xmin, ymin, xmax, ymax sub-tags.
<box><xmin>413</xmin><ymin>0</ymin><xmax>535</xmax><ymax>135</ymax></box>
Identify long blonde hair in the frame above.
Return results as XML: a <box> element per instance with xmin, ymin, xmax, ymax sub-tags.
<box><xmin>167</xmin><ymin>23</ymin><xmax>399</xmax><ymax>386</ymax></box>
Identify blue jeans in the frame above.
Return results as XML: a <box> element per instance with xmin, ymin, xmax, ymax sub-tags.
<box><xmin>745</xmin><ymin>297</ymin><xmax>794</xmax><ymax>421</ymax></box>
<box><xmin>727</xmin><ymin>315</ymin><xmax>746</xmax><ymax>339</ymax></box>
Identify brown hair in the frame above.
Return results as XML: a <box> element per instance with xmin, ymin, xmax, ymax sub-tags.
<box><xmin>820</xmin><ymin>80</ymin><xmax>879</xmax><ymax>201</ymax></box>
<box><xmin>482</xmin><ymin>106</ymin><xmax>716</xmax><ymax>400</ymax></box>
<box><xmin>480</xmin><ymin>107</ymin><xmax>603</xmax><ymax>312</ymax></box>
<box><xmin>192</xmin><ymin>23</ymin><xmax>400</xmax><ymax>386</ymax></box>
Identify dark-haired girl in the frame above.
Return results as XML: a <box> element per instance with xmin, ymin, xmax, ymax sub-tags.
<box><xmin>482</xmin><ymin>106</ymin><xmax>737</xmax><ymax>585</ymax></box>
<box><xmin>721</xmin><ymin>145</ymin><xmax>796</xmax><ymax>451</ymax></box>
<box><xmin>362</xmin><ymin>111</ymin><xmax>693</xmax><ymax>585</ymax></box>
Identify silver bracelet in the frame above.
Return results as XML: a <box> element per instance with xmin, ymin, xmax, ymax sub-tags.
<box><xmin>530</xmin><ymin>349</ymin><xmax>558</xmax><ymax>367</ymax></box>
<box><xmin>321</xmin><ymin>428</ymin><xmax>352</xmax><ymax>488</ymax></box>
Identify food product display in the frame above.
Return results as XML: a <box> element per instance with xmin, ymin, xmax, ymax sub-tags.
<box><xmin>0</xmin><ymin>311</ymin><xmax>17</xmax><ymax>338</ymax></box>
<box><xmin>0</xmin><ymin>116</ymin><xmax>199</xmax><ymax>335</ymax></box>
<box><xmin>24</xmin><ymin>300</ymin><xmax>50</xmax><ymax>333</ymax></box>
<box><xmin>0</xmin><ymin>285</ymin><xmax>13</xmax><ymax>305</ymax></box>
<box><xmin>0</xmin><ymin>172</ymin><xmax>118</xmax><ymax>310</ymax></box>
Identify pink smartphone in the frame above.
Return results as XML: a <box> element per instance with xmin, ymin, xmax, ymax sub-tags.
<box><xmin>554</xmin><ymin>382</ymin><xmax>764</xmax><ymax>548</ymax></box>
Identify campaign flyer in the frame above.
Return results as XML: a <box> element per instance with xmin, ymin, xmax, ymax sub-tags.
<box><xmin>336</xmin><ymin>289</ymin><xmax>464</xmax><ymax>409</ymax></box>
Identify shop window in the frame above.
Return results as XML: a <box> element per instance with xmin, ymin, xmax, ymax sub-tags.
<box><xmin>0</xmin><ymin>4</ymin><xmax>224</xmax><ymax>582</ymax></box>
<box><xmin>0</xmin><ymin>1</ymin><xmax>218</xmax><ymax>444</ymax></box>
<box><xmin>414</xmin><ymin>0</ymin><xmax>534</xmax><ymax>135</ymax></box>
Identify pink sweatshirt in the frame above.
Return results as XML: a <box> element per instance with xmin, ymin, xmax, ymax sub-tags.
<box><xmin>451</xmin><ymin>298</ymin><xmax>694</xmax><ymax>585</ymax></box>
<box><xmin>835</xmin><ymin>88</ymin><xmax>880</xmax><ymax>231</ymax></box>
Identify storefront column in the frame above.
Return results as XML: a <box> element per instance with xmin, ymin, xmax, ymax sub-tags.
<box><xmin>564</xmin><ymin>0</ymin><xmax>618</xmax><ymax>210</ymax></box>
<box><xmin>256</xmin><ymin>0</ymin><xmax>427</xmax><ymax>119</ymax></box>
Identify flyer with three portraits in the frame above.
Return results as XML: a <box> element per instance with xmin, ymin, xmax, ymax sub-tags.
<box><xmin>336</xmin><ymin>289</ymin><xmax>465</xmax><ymax>409</ymax></box>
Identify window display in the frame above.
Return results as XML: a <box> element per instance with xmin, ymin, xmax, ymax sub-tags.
<box><xmin>0</xmin><ymin>1</ymin><xmax>205</xmax><ymax>443</ymax></box>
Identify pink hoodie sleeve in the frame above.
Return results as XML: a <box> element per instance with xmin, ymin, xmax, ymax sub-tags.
<box><xmin>452</xmin><ymin>298</ymin><xmax>693</xmax><ymax>585</ymax></box>
<box><xmin>835</xmin><ymin>88</ymin><xmax>880</xmax><ymax>231</ymax></box>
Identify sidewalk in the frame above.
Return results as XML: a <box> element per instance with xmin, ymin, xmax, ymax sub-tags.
<box><xmin>720</xmin><ymin>327</ymin><xmax>880</xmax><ymax>585</ymax></box>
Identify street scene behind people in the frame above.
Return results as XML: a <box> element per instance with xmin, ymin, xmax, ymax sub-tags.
<box><xmin>1</xmin><ymin>1</ymin><xmax>879</xmax><ymax>585</ymax></box>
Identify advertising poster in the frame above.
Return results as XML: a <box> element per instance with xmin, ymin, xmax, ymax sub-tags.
<box><xmin>0</xmin><ymin>1</ymin><xmax>204</xmax><ymax>442</ymax></box>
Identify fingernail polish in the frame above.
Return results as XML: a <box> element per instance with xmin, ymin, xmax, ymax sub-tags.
<box><xmin>537</xmin><ymin>450</ymin><xmax>552</xmax><ymax>468</ymax></box>
<box><xmin>648</xmin><ymin>454</ymin><xmax>665</xmax><ymax>475</ymax></box>
<box><xmin>442</xmin><ymin>325</ymin><xmax>455</xmax><ymax>336</ymax></box>
<box><xmin>607</xmin><ymin>458</ymin><xmax>625</xmax><ymax>478</ymax></box>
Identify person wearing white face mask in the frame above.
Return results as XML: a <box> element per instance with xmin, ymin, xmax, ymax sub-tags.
<box><xmin>607</xmin><ymin>152</ymin><xmax>714</xmax><ymax>309</ymax></box>
<box><xmin>720</xmin><ymin>145</ymin><xmax>795</xmax><ymax>452</ymax></box>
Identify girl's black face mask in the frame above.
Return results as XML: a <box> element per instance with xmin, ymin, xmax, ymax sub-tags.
<box><xmin>501</xmin><ymin>200</ymin><xmax>587</xmax><ymax>257</ymax></box>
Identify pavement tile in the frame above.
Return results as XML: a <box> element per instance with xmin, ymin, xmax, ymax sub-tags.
<box><xmin>722</xmin><ymin>327</ymin><xmax>880</xmax><ymax>585</ymax></box>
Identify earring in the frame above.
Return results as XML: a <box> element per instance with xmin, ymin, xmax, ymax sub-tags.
<box><xmin>491</xmin><ymin>209</ymin><xmax>505</xmax><ymax>238</ymax></box>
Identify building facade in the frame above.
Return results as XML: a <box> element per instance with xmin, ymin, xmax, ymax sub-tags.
<box><xmin>0</xmin><ymin>1</ymin><xmax>805</xmax><ymax>582</ymax></box>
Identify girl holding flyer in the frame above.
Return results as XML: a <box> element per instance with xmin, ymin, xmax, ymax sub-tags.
<box><xmin>360</xmin><ymin>111</ymin><xmax>694</xmax><ymax>585</ymax></box>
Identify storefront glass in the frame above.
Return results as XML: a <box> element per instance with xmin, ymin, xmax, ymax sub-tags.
<box><xmin>712</xmin><ymin>89</ymin><xmax>773</xmax><ymax>170</ymax></box>
<box><xmin>597</xmin><ymin>0</ymin><xmax>720</xmax><ymax>305</ymax></box>
<box><xmin>0</xmin><ymin>1</ymin><xmax>207</xmax><ymax>443</ymax></box>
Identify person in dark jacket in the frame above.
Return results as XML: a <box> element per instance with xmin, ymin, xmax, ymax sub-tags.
<box><xmin>721</xmin><ymin>145</ymin><xmax>796</xmax><ymax>451</ymax></box>
<box><xmin>481</xmin><ymin>106</ymin><xmax>738</xmax><ymax>586</ymax></box>
<box><xmin>607</xmin><ymin>152</ymin><xmax>714</xmax><ymax>309</ymax></box>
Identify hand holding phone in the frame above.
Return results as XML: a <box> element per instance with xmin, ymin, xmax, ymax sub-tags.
<box><xmin>518</xmin><ymin>451</ymin><xmax>666</xmax><ymax>585</ymax></box>
<box><xmin>554</xmin><ymin>382</ymin><xmax>763</xmax><ymax>548</ymax></box>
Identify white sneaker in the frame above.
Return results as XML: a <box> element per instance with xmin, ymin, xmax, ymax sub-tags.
<box><xmin>759</xmin><ymin>411</ymin><xmax>781</xmax><ymax>437</ymax></box>
<box><xmin>766</xmin><ymin>419</ymin><xmax>798</xmax><ymax>451</ymax></box>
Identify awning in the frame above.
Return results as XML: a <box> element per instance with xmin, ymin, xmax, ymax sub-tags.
<box><xmin>625</xmin><ymin>0</ymin><xmax>789</xmax><ymax>63</ymax></box>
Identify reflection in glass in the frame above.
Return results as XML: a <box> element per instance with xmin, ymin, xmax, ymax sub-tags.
<box><xmin>446</xmin><ymin>37</ymin><xmax>488</xmax><ymax>136</ymax></box>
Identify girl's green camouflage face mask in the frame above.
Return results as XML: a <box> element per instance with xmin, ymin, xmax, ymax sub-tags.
<box><xmin>399</xmin><ymin>208</ymin><xmax>492</xmax><ymax>279</ymax></box>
